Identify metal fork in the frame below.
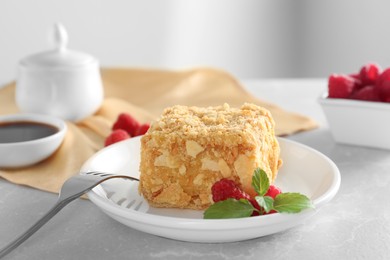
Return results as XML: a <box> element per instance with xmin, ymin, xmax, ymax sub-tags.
<box><xmin>0</xmin><ymin>171</ymin><xmax>139</xmax><ymax>258</ymax></box>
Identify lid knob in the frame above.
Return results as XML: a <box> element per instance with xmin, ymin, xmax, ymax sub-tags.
<box><xmin>53</xmin><ymin>23</ymin><xmax>68</xmax><ymax>52</ymax></box>
<box><xmin>20</xmin><ymin>23</ymin><xmax>96</xmax><ymax>68</ymax></box>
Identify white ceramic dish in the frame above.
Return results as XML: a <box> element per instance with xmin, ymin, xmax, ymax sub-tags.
<box><xmin>318</xmin><ymin>92</ymin><xmax>390</xmax><ymax>150</ymax></box>
<box><xmin>81</xmin><ymin>136</ymin><xmax>340</xmax><ymax>243</ymax></box>
<box><xmin>0</xmin><ymin>113</ymin><xmax>67</xmax><ymax>168</ymax></box>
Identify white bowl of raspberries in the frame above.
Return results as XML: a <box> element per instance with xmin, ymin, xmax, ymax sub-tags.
<box><xmin>319</xmin><ymin>63</ymin><xmax>390</xmax><ymax>150</ymax></box>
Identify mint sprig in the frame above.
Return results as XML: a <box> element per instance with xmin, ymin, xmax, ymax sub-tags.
<box><xmin>273</xmin><ymin>193</ymin><xmax>314</xmax><ymax>213</ymax></box>
<box><xmin>203</xmin><ymin>168</ymin><xmax>314</xmax><ymax>219</ymax></box>
<box><xmin>252</xmin><ymin>168</ymin><xmax>269</xmax><ymax>196</ymax></box>
<box><xmin>203</xmin><ymin>199</ymin><xmax>254</xmax><ymax>219</ymax></box>
<box><xmin>255</xmin><ymin>196</ymin><xmax>274</xmax><ymax>214</ymax></box>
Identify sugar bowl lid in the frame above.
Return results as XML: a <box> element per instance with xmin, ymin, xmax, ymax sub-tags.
<box><xmin>20</xmin><ymin>23</ymin><xmax>97</xmax><ymax>69</ymax></box>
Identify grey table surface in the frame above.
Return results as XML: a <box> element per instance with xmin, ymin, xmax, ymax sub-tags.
<box><xmin>1</xmin><ymin>79</ymin><xmax>390</xmax><ymax>260</ymax></box>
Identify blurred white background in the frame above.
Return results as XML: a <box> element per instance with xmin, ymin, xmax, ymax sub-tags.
<box><xmin>1</xmin><ymin>0</ymin><xmax>390</xmax><ymax>86</ymax></box>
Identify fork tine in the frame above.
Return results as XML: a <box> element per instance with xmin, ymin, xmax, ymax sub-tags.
<box><xmin>83</xmin><ymin>171</ymin><xmax>114</xmax><ymax>177</ymax></box>
<box><xmin>82</xmin><ymin>171</ymin><xmax>135</xmax><ymax>179</ymax></box>
<box><xmin>59</xmin><ymin>172</ymin><xmax>139</xmax><ymax>202</ymax></box>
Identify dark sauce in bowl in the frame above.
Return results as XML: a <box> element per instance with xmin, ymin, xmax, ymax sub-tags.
<box><xmin>0</xmin><ymin>121</ymin><xmax>59</xmax><ymax>143</ymax></box>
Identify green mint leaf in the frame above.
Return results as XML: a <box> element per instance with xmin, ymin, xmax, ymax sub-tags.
<box><xmin>252</xmin><ymin>168</ymin><xmax>270</xmax><ymax>196</ymax></box>
<box><xmin>273</xmin><ymin>193</ymin><xmax>314</xmax><ymax>213</ymax></box>
<box><xmin>203</xmin><ymin>199</ymin><xmax>254</xmax><ymax>219</ymax></box>
<box><xmin>255</xmin><ymin>196</ymin><xmax>274</xmax><ymax>213</ymax></box>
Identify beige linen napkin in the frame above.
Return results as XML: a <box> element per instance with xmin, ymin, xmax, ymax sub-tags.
<box><xmin>0</xmin><ymin>67</ymin><xmax>317</xmax><ymax>193</ymax></box>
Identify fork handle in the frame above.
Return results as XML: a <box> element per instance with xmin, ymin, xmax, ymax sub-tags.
<box><xmin>0</xmin><ymin>199</ymin><xmax>73</xmax><ymax>258</ymax></box>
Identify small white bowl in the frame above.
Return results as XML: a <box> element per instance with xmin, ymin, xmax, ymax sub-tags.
<box><xmin>0</xmin><ymin>113</ymin><xmax>67</xmax><ymax>168</ymax></box>
<box><xmin>318</xmin><ymin>92</ymin><xmax>390</xmax><ymax>150</ymax></box>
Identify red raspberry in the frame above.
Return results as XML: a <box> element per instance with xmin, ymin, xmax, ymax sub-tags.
<box><xmin>134</xmin><ymin>123</ymin><xmax>150</xmax><ymax>136</ymax></box>
<box><xmin>265</xmin><ymin>185</ymin><xmax>282</xmax><ymax>198</ymax></box>
<box><xmin>349</xmin><ymin>73</ymin><xmax>360</xmax><ymax>80</ymax></box>
<box><xmin>263</xmin><ymin>185</ymin><xmax>282</xmax><ymax>215</ymax></box>
<box><xmin>359</xmin><ymin>63</ymin><xmax>381</xmax><ymax>86</ymax></box>
<box><xmin>104</xmin><ymin>129</ymin><xmax>130</xmax><ymax>147</ymax></box>
<box><xmin>328</xmin><ymin>74</ymin><xmax>357</xmax><ymax>98</ymax></box>
<box><xmin>113</xmin><ymin>113</ymin><xmax>140</xmax><ymax>137</ymax></box>
<box><xmin>375</xmin><ymin>68</ymin><xmax>390</xmax><ymax>101</ymax></box>
<box><xmin>211</xmin><ymin>179</ymin><xmax>250</xmax><ymax>202</ymax></box>
<box><xmin>348</xmin><ymin>73</ymin><xmax>363</xmax><ymax>89</ymax></box>
<box><xmin>249</xmin><ymin>185</ymin><xmax>281</xmax><ymax>216</ymax></box>
<box><xmin>350</xmin><ymin>85</ymin><xmax>381</xmax><ymax>101</ymax></box>
<box><xmin>249</xmin><ymin>199</ymin><xmax>261</xmax><ymax>216</ymax></box>
<box><xmin>382</xmin><ymin>96</ymin><xmax>390</xmax><ymax>103</ymax></box>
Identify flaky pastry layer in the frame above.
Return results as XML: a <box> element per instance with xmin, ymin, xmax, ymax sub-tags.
<box><xmin>139</xmin><ymin>103</ymin><xmax>282</xmax><ymax>210</ymax></box>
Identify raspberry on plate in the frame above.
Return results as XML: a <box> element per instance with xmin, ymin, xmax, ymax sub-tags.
<box><xmin>328</xmin><ymin>74</ymin><xmax>357</xmax><ymax>98</ymax></box>
<box><xmin>211</xmin><ymin>179</ymin><xmax>250</xmax><ymax>202</ymax></box>
<box><xmin>265</xmin><ymin>185</ymin><xmax>282</xmax><ymax>198</ymax></box>
<box><xmin>264</xmin><ymin>185</ymin><xmax>282</xmax><ymax>214</ymax></box>
<box><xmin>113</xmin><ymin>113</ymin><xmax>140</xmax><ymax>137</ymax></box>
<box><xmin>249</xmin><ymin>198</ymin><xmax>261</xmax><ymax>216</ymax></box>
<box><xmin>104</xmin><ymin>129</ymin><xmax>130</xmax><ymax>147</ymax></box>
<box><xmin>251</xmin><ymin>185</ymin><xmax>282</xmax><ymax>215</ymax></box>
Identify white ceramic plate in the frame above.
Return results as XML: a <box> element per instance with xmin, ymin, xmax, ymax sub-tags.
<box><xmin>81</xmin><ymin>137</ymin><xmax>340</xmax><ymax>243</ymax></box>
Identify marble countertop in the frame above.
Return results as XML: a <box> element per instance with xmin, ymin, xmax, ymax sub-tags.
<box><xmin>1</xmin><ymin>79</ymin><xmax>390</xmax><ymax>260</ymax></box>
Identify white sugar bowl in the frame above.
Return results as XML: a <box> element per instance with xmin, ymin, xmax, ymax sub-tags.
<box><xmin>16</xmin><ymin>23</ymin><xmax>104</xmax><ymax>122</ymax></box>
